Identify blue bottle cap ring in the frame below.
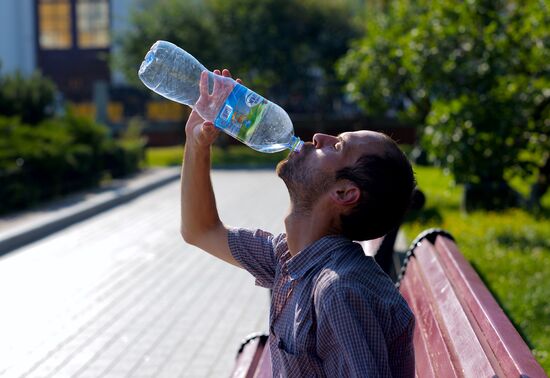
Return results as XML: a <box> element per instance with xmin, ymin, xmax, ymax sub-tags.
<box><xmin>290</xmin><ymin>136</ymin><xmax>304</xmax><ymax>152</ymax></box>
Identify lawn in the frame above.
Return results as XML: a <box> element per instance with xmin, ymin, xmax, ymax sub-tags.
<box><xmin>403</xmin><ymin>166</ymin><xmax>550</xmax><ymax>373</ymax></box>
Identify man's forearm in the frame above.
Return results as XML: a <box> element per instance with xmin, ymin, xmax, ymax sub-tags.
<box><xmin>180</xmin><ymin>143</ymin><xmax>221</xmax><ymax>244</ymax></box>
<box><xmin>179</xmin><ymin>71</ymin><xmax>238</xmax><ymax>265</ymax></box>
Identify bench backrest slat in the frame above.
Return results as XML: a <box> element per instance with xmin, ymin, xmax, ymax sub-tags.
<box><xmin>231</xmin><ymin>338</ymin><xmax>266</xmax><ymax>378</ymax></box>
<box><xmin>434</xmin><ymin>237</ymin><xmax>547</xmax><ymax>378</ymax></box>
<box><xmin>400</xmin><ymin>260</ymin><xmax>455</xmax><ymax>377</ymax></box>
<box><xmin>400</xmin><ymin>234</ymin><xmax>547</xmax><ymax>378</ymax></box>
<box><xmin>253</xmin><ymin>342</ymin><xmax>272</xmax><ymax>378</ymax></box>
<box><xmin>414</xmin><ymin>240</ymin><xmax>497</xmax><ymax>377</ymax></box>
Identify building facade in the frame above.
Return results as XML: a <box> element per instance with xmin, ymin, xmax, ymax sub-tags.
<box><xmin>0</xmin><ymin>0</ymin><xmax>36</xmax><ymax>76</ymax></box>
<box><xmin>0</xmin><ymin>0</ymin><xmax>187</xmax><ymax>146</ymax></box>
<box><xmin>35</xmin><ymin>0</ymin><xmax>111</xmax><ymax>101</ymax></box>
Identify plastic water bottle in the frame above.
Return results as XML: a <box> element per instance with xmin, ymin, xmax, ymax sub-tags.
<box><xmin>138</xmin><ymin>41</ymin><xmax>303</xmax><ymax>153</ymax></box>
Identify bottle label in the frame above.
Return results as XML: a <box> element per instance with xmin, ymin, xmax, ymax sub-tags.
<box><xmin>214</xmin><ymin>84</ymin><xmax>268</xmax><ymax>142</ymax></box>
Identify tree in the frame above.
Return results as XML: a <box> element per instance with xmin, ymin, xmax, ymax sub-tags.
<box><xmin>115</xmin><ymin>0</ymin><xmax>359</xmax><ymax>112</ymax></box>
<box><xmin>338</xmin><ymin>0</ymin><xmax>550</xmax><ymax>210</ymax></box>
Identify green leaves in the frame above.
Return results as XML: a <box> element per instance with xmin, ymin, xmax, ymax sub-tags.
<box><xmin>339</xmin><ymin>0</ymin><xmax>550</xmax><ymax>207</ymax></box>
<box><xmin>115</xmin><ymin>0</ymin><xmax>359</xmax><ymax>111</ymax></box>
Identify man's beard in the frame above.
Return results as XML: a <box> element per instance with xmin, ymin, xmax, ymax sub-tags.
<box><xmin>276</xmin><ymin>143</ymin><xmax>333</xmax><ymax>212</ymax></box>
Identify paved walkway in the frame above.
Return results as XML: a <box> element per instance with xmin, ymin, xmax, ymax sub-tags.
<box><xmin>0</xmin><ymin>170</ymin><xmax>289</xmax><ymax>378</ymax></box>
<box><xmin>0</xmin><ymin>168</ymin><xmax>181</xmax><ymax>255</ymax></box>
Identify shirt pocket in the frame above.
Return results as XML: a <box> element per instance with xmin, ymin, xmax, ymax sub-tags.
<box><xmin>279</xmin><ymin>313</ymin><xmax>313</xmax><ymax>355</ymax></box>
<box><xmin>277</xmin><ymin>338</ymin><xmax>321</xmax><ymax>378</ymax></box>
<box><xmin>276</xmin><ymin>317</ymin><xmax>324</xmax><ymax>377</ymax></box>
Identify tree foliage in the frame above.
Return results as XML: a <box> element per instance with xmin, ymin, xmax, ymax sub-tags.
<box><xmin>338</xmin><ymin>0</ymin><xmax>550</xmax><ymax>209</ymax></box>
<box><xmin>115</xmin><ymin>0</ymin><xmax>359</xmax><ymax>112</ymax></box>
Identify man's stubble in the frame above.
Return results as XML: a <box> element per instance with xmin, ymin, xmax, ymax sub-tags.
<box><xmin>276</xmin><ymin>143</ymin><xmax>333</xmax><ymax>213</ymax></box>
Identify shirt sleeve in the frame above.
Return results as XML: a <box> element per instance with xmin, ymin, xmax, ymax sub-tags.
<box><xmin>316</xmin><ymin>285</ymin><xmax>393</xmax><ymax>378</ymax></box>
<box><xmin>387</xmin><ymin>319</ymin><xmax>415</xmax><ymax>378</ymax></box>
<box><xmin>228</xmin><ymin>228</ymin><xmax>279</xmax><ymax>289</ymax></box>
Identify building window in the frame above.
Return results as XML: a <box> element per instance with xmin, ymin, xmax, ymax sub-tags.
<box><xmin>38</xmin><ymin>0</ymin><xmax>72</xmax><ymax>49</ymax></box>
<box><xmin>76</xmin><ymin>0</ymin><xmax>110</xmax><ymax>49</ymax></box>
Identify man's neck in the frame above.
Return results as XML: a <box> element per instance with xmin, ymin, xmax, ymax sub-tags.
<box><xmin>284</xmin><ymin>206</ymin><xmax>338</xmax><ymax>257</ymax></box>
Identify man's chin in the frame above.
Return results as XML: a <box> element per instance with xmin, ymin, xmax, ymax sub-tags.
<box><xmin>276</xmin><ymin>142</ymin><xmax>313</xmax><ymax>180</ymax></box>
<box><xmin>276</xmin><ymin>155</ymin><xmax>297</xmax><ymax>184</ymax></box>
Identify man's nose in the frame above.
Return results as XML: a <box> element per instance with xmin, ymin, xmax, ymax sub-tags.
<box><xmin>313</xmin><ymin>133</ymin><xmax>338</xmax><ymax>148</ymax></box>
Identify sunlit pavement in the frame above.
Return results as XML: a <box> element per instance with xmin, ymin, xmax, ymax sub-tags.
<box><xmin>0</xmin><ymin>170</ymin><xmax>288</xmax><ymax>378</ymax></box>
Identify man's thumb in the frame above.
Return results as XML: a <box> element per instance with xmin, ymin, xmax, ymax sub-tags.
<box><xmin>201</xmin><ymin>122</ymin><xmax>220</xmax><ymax>140</ymax></box>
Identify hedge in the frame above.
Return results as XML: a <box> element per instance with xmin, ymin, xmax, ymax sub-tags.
<box><xmin>0</xmin><ymin>114</ymin><xmax>145</xmax><ymax>214</ymax></box>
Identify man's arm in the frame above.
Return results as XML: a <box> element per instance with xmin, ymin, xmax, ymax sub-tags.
<box><xmin>180</xmin><ymin>69</ymin><xmax>241</xmax><ymax>267</ymax></box>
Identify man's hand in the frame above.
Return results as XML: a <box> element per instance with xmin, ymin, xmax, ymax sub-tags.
<box><xmin>184</xmin><ymin>109</ymin><xmax>218</xmax><ymax>149</ymax></box>
<box><xmin>181</xmin><ymin>68</ymin><xmax>243</xmax><ymax>268</ymax></box>
<box><xmin>186</xmin><ymin>69</ymin><xmax>243</xmax><ymax>149</ymax></box>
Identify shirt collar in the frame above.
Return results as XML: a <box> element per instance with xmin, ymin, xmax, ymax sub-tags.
<box><xmin>285</xmin><ymin>235</ymin><xmax>354</xmax><ymax>280</ymax></box>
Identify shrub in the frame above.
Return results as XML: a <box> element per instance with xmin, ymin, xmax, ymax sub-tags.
<box><xmin>0</xmin><ymin>69</ymin><xmax>57</xmax><ymax>125</ymax></box>
<box><xmin>105</xmin><ymin>117</ymin><xmax>147</xmax><ymax>178</ymax></box>
<box><xmin>0</xmin><ymin>116</ymin><xmax>73</xmax><ymax>209</ymax></box>
<box><xmin>103</xmin><ymin>140</ymin><xmax>146</xmax><ymax>178</ymax></box>
<box><xmin>0</xmin><ymin>114</ymin><xmax>145</xmax><ymax>214</ymax></box>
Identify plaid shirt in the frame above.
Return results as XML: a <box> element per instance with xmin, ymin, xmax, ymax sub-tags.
<box><xmin>229</xmin><ymin>228</ymin><xmax>415</xmax><ymax>378</ymax></box>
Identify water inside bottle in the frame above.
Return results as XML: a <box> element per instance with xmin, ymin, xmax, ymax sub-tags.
<box><xmin>247</xmin><ymin>136</ymin><xmax>303</xmax><ymax>153</ymax></box>
<box><xmin>250</xmin><ymin>143</ymin><xmax>292</xmax><ymax>153</ymax></box>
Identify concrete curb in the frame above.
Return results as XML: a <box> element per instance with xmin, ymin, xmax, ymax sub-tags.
<box><xmin>0</xmin><ymin>168</ymin><xmax>181</xmax><ymax>256</ymax></box>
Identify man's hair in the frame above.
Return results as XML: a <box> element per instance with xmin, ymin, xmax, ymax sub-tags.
<box><xmin>335</xmin><ymin>138</ymin><xmax>415</xmax><ymax>241</ymax></box>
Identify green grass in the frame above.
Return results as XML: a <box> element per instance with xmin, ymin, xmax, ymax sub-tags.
<box><xmin>145</xmin><ymin>146</ymin><xmax>184</xmax><ymax>167</ymax></box>
<box><xmin>145</xmin><ymin>145</ymin><xmax>288</xmax><ymax>168</ymax></box>
<box><xmin>403</xmin><ymin>166</ymin><xmax>550</xmax><ymax>373</ymax></box>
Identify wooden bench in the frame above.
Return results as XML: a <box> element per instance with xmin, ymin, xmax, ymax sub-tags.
<box><xmin>398</xmin><ymin>229</ymin><xmax>546</xmax><ymax>377</ymax></box>
<box><xmin>231</xmin><ymin>229</ymin><xmax>546</xmax><ymax>377</ymax></box>
<box><xmin>231</xmin><ymin>333</ymin><xmax>271</xmax><ymax>378</ymax></box>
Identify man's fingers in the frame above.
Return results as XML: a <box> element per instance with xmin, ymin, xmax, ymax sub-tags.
<box><xmin>212</xmin><ymin>69</ymin><xmax>223</xmax><ymax>94</ymax></box>
<box><xmin>215</xmin><ymin>68</ymin><xmax>242</xmax><ymax>83</ymax></box>
<box><xmin>201</xmin><ymin>121</ymin><xmax>220</xmax><ymax>140</ymax></box>
<box><xmin>199</xmin><ymin>71</ymin><xmax>209</xmax><ymax>97</ymax></box>
<box><xmin>202</xmin><ymin>121</ymin><xmax>217</xmax><ymax>134</ymax></box>
<box><xmin>206</xmin><ymin>68</ymin><xmax>241</xmax><ymax>98</ymax></box>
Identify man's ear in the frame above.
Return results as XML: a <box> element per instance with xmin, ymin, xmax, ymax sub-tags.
<box><xmin>329</xmin><ymin>181</ymin><xmax>360</xmax><ymax>206</ymax></box>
